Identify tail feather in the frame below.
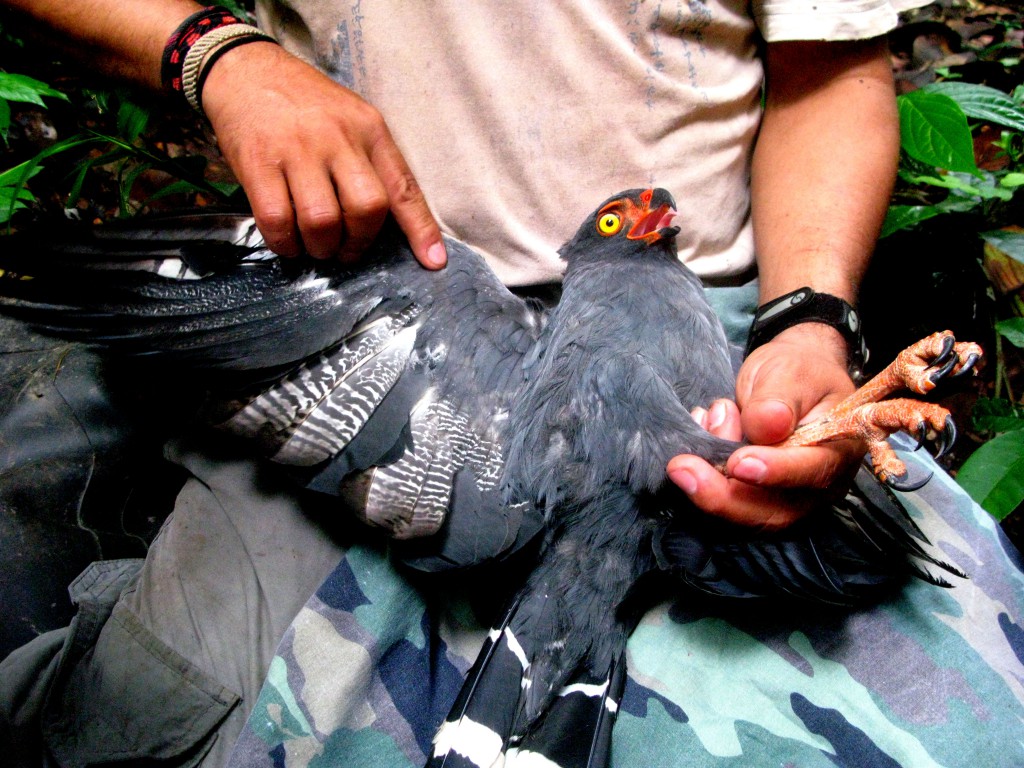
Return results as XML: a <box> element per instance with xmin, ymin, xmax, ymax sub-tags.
<box><xmin>430</xmin><ymin>490</ymin><xmax>648</xmax><ymax>768</ymax></box>
<box><xmin>430</xmin><ymin>598</ymin><xmax>526</xmax><ymax>768</ymax></box>
<box><xmin>843</xmin><ymin>470</ymin><xmax>967</xmax><ymax>580</ymax></box>
<box><xmin>507</xmin><ymin>655</ymin><xmax>626</xmax><ymax>768</ymax></box>
<box><xmin>429</xmin><ymin>595</ymin><xmax>626</xmax><ymax>768</ymax></box>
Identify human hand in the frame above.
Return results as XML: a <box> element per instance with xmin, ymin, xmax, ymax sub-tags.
<box><xmin>666</xmin><ymin>324</ymin><xmax>863</xmax><ymax>530</ymax></box>
<box><xmin>200</xmin><ymin>41</ymin><xmax>447</xmax><ymax>268</ymax></box>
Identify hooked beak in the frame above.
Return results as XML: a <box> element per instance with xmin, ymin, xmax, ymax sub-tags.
<box><xmin>627</xmin><ymin>199</ymin><xmax>680</xmax><ymax>243</ymax></box>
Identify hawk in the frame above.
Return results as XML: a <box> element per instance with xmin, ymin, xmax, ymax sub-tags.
<box><xmin>0</xmin><ymin>189</ymin><xmax>978</xmax><ymax>768</ymax></box>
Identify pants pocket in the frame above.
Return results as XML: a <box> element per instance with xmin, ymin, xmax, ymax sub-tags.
<box><xmin>43</xmin><ymin>601</ymin><xmax>240</xmax><ymax>768</ymax></box>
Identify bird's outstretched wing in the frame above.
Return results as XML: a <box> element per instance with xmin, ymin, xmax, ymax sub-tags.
<box><xmin>0</xmin><ymin>213</ymin><xmax>546</xmax><ymax>569</ymax></box>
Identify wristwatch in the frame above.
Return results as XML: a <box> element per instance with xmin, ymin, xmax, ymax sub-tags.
<box><xmin>744</xmin><ymin>287</ymin><xmax>868</xmax><ymax>379</ymax></box>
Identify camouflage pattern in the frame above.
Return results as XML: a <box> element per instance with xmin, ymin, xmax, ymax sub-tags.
<box><xmin>227</xmin><ymin>436</ymin><xmax>1024</xmax><ymax>768</ymax></box>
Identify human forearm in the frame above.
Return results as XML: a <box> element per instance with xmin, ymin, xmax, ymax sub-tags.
<box><xmin>3</xmin><ymin>0</ymin><xmax>202</xmax><ymax>89</ymax></box>
<box><xmin>740</xmin><ymin>37</ymin><xmax>899</xmax><ymax>438</ymax></box>
<box><xmin>752</xmin><ymin>38</ymin><xmax>900</xmax><ymax>307</ymax></box>
<box><xmin>669</xmin><ymin>37</ymin><xmax>900</xmax><ymax>526</ymax></box>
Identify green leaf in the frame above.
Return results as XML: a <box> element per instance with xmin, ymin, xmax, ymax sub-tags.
<box><xmin>0</xmin><ymin>97</ymin><xmax>10</xmax><ymax>141</ymax></box>
<box><xmin>118</xmin><ymin>161</ymin><xmax>151</xmax><ymax>215</ymax></box>
<box><xmin>898</xmin><ymin>91</ymin><xmax>980</xmax><ymax>175</ymax></box>
<box><xmin>1001</xmin><ymin>173</ymin><xmax>1024</xmax><ymax>188</ymax></box>
<box><xmin>216</xmin><ymin>0</ymin><xmax>252</xmax><ymax>19</ymax></box>
<box><xmin>931</xmin><ymin>195</ymin><xmax>982</xmax><ymax>214</ymax></box>
<box><xmin>116</xmin><ymin>99</ymin><xmax>149</xmax><ymax>143</ymax></box>
<box><xmin>144</xmin><ymin>178</ymin><xmax>241</xmax><ymax>206</ymax></box>
<box><xmin>972</xmin><ymin>397</ymin><xmax>1024</xmax><ymax>435</ymax></box>
<box><xmin>996</xmin><ymin>318</ymin><xmax>1024</xmax><ymax>348</ymax></box>
<box><xmin>0</xmin><ymin>185</ymin><xmax>35</xmax><ymax>224</ymax></box>
<box><xmin>0</xmin><ymin>158</ymin><xmax>42</xmax><ymax>187</ymax></box>
<box><xmin>74</xmin><ymin>146</ymin><xmax>133</xmax><ymax>170</ymax></box>
<box><xmin>900</xmin><ymin>170</ymin><xmax>1012</xmax><ymax>200</ymax></box>
<box><xmin>0</xmin><ymin>134</ymin><xmax>102</xmax><ymax>223</ymax></box>
<box><xmin>0</xmin><ymin>172</ymin><xmax>37</xmax><ymax>224</ymax></box>
<box><xmin>86</xmin><ymin>88</ymin><xmax>116</xmax><ymax>114</ymax></box>
<box><xmin>957</xmin><ymin>430</ymin><xmax>1024</xmax><ymax>521</ymax></box>
<box><xmin>0</xmin><ymin>160</ymin><xmax>39</xmax><ymax>224</ymax></box>
<box><xmin>925</xmin><ymin>82</ymin><xmax>1024</xmax><ymax>132</ymax></box>
<box><xmin>881</xmin><ymin>191</ymin><xmax>983</xmax><ymax>236</ymax></box>
<box><xmin>208</xmin><ymin>180</ymin><xmax>241</xmax><ymax>198</ymax></box>
<box><xmin>21</xmin><ymin>134</ymin><xmax>103</xmax><ymax>165</ymax></box>
<box><xmin>141</xmin><ymin>178</ymin><xmax>206</xmax><ymax>204</ymax></box>
<box><xmin>881</xmin><ymin>204</ymin><xmax>943</xmax><ymax>237</ymax></box>
<box><xmin>64</xmin><ymin>157</ymin><xmax>93</xmax><ymax>208</ymax></box>
<box><xmin>0</xmin><ymin>72</ymin><xmax>69</xmax><ymax>107</ymax></box>
<box><xmin>63</xmin><ymin>146</ymin><xmax>134</xmax><ymax>207</ymax></box>
<box><xmin>982</xmin><ymin>231</ymin><xmax>1024</xmax><ymax>264</ymax></box>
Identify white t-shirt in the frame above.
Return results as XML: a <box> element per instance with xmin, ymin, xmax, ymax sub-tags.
<box><xmin>255</xmin><ymin>0</ymin><xmax>929</xmax><ymax>286</ymax></box>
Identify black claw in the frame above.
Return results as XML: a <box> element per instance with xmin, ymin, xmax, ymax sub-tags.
<box><xmin>935</xmin><ymin>416</ymin><xmax>957</xmax><ymax>459</ymax></box>
<box><xmin>887</xmin><ymin>469</ymin><xmax>934</xmax><ymax>492</ymax></box>
<box><xmin>950</xmin><ymin>352</ymin><xmax>981</xmax><ymax>379</ymax></box>
<box><xmin>914</xmin><ymin>421</ymin><xmax>927</xmax><ymax>451</ymax></box>
<box><xmin>928</xmin><ymin>351</ymin><xmax>959</xmax><ymax>385</ymax></box>
<box><xmin>932</xmin><ymin>335</ymin><xmax>956</xmax><ymax>367</ymax></box>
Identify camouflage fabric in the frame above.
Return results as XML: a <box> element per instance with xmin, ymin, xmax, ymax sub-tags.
<box><xmin>226</xmin><ymin>439</ymin><xmax>1024</xmax><ymax>768</ymax></box>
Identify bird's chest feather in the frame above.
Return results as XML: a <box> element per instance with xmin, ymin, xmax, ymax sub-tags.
<box><xmin>539</xmin><ymin>267</ymin><xmax>730</xmax><ymax>419</ymax></box>
<box><xmin>508</xmin><ymin>263</ymin><xmax>735</xmax><ymax>496</ymax></box>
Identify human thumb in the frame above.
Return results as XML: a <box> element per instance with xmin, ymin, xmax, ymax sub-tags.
<box><xmin>740</xmin><ymin>395</ymin><xmax>798</xmax><ymax>446</ymax></box>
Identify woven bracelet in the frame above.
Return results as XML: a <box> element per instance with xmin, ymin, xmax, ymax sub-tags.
<box><xmin>182</xmin><ymin>24</ymin><xmax>277</xmax><ymax>113</ymax></box>
<box><xmin>161</xmin><ymin>6</ymin><xmax>241</xmax><ymax>97</ymax></box>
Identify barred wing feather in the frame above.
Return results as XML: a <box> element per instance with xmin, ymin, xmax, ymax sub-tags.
<box><xmin>0</xmin><ymin>214</ymin><xmax>546</xmax><ymax>568</ymax></box>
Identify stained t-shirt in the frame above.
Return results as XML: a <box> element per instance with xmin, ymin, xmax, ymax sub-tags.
<box><xmin>254</xmin><ymin>0</ymin><xmax>928</xmax><ymax>285</ymax></box>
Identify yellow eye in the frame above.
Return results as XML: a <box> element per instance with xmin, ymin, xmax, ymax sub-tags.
<box><xmin>597</xmin><ymin>212</ymin><xmax>623</xmax><ymax>236</ymax></box>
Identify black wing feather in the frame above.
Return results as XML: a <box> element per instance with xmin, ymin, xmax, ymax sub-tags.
<box><xmin>0</xmin><ymin>213</ymin><xmax>546</xmax><ymax>568</ymax></box>
<box><xmin>655</xmin><ymin>464</ymin><xmax>965</xmax><ymax>604</ymax></box>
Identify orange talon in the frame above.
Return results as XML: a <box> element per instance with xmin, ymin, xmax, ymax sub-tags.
<box><xmin>780</xmin><ymin>332</ymin><xmax>982</xmax><ymax>488</ymax></box>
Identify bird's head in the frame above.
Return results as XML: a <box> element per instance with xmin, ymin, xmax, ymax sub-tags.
<box><xmin>558</xmin><ymin>188</ymin><xmax>681</xmax><ymax>267</ymax></box>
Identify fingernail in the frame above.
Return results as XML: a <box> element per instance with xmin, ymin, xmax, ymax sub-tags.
<box><xmin>733</xmin><ymin>456</ymin><xmax>768</xmax><ymax>484</ymax></box>
<box><xmin>426</xmin><ymin>241</ymin><xmax>447</xmax><ymax>268</ymax></box>
<box><xmin>708</xmin><ymin>401</ymin><xmax>727</xmax><ymax>430</ymax></box>
<box><xmin>691</xmin><ymin>407</ymin><xmax>708</xmax><ymax>428</ymax></box>
<box><xmin>670</xmin><ymin>468</ymin><xmax>698</xmax><ymax>495</ymax></box>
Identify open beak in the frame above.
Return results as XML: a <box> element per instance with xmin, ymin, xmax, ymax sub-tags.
<box><xmin>627</xmin><ymin>203</ymin><xmax>680</xmax><ymax>242</ymax></box>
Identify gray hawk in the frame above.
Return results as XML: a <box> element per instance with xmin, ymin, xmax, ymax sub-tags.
<box><xmin>0</xmin><ymin>189</ymin><xmax>977</xmax><ymax>768</ymax></box>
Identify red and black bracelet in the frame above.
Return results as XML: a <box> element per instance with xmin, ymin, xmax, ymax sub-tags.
<box><xmin>161</xmin><ymin>6</ymin><xmax>277</xmax><ymax>114</ymax></box>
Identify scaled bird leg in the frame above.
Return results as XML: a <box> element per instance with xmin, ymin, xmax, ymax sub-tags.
<box><xmin>834</xmin><ymin>331</ymin><xmax>982</xmax><ymax>408</ymax></box>
<box><xmin>781</xmin><ymin>332</ymin><xmax>983</xmax><ymax>488</ymax></box>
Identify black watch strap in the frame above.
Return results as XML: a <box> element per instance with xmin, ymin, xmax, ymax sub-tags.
<box><xmin>745</xmin><ymin>287</ymin><xmax>868</xmax><ymax>378</ymax></box>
